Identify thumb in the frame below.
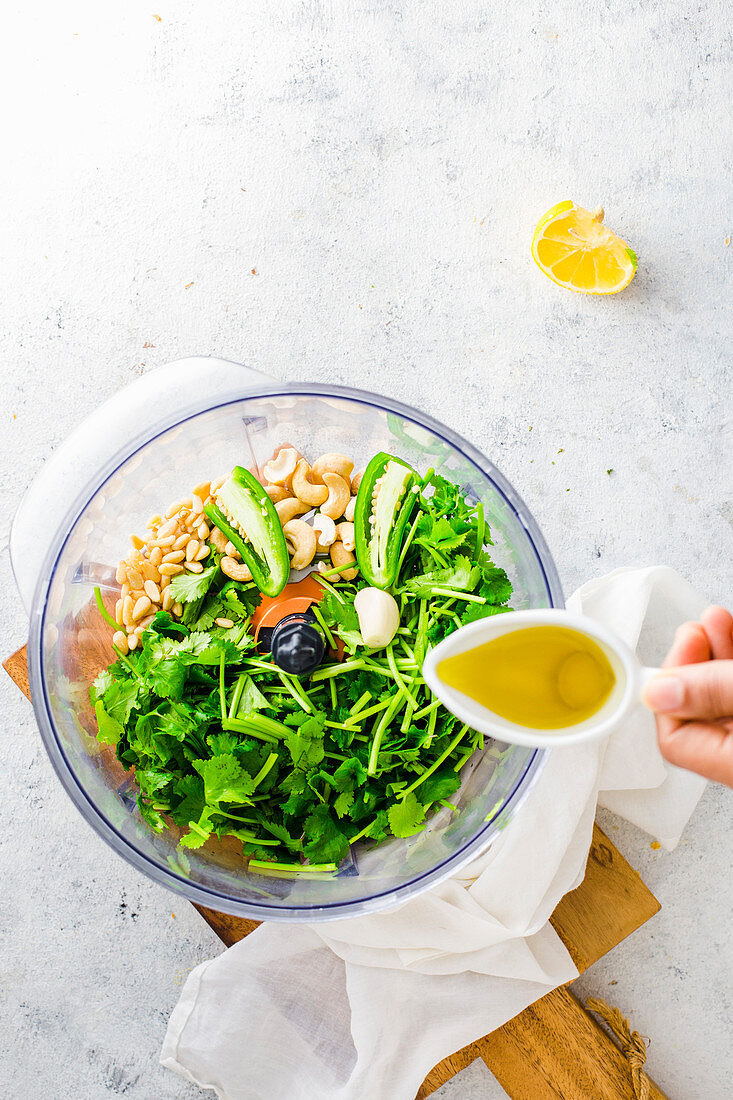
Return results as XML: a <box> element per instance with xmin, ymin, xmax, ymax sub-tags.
<box><xmin>643</xmin><ymin>660</ymin><xmax>733</xmax><ymax>720</ymax></box>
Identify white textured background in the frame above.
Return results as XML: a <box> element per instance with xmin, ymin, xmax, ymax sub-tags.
<box><xmin>1</xmin><ymin>2</ymin><xmax>731</xmax><ymax>1097</ymax></box>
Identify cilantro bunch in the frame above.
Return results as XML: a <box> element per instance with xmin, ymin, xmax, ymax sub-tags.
<box><xmin>91</xmin><ymin>469</ymin><xmax>512</xmax><ymax>875</ymax></box>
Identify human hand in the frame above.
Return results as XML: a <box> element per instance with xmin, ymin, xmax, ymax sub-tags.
<box><xmin>643</xmin><ymin>606</ymin><xmax>733</xmax><ymax>787</ymax></box>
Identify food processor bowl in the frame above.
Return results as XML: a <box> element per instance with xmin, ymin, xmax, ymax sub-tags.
<box><xmin>18</xmin><ymin>364</ymin><xmax>563</xmax><ymax>920</ymax></box>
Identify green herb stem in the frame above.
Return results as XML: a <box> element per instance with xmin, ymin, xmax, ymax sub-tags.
<box><xmin>94</xmin><ymin>586</ymin><xmax>120</xmax><ymax>632</ymax></box>
<box><xmin>431</xmin><ymin>587</ymin><xmax>486</xmax><ymax>604</ymax></box>
<box><xmin>400</xmin><ymin>724</ymin><xmax>469</xmax><ymax>798</ymax></box>
<box><xmin>368</xmin><ymin>692</ymin><xmax>407</xmax><ymax>776</ymax></box>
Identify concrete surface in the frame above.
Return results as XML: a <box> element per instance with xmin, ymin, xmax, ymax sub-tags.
<box><xmin>1</xmin><ymin>1</ymin><xmax>731</xmax><ymax>1097</ymax></box>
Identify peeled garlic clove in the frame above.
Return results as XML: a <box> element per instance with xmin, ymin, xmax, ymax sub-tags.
<box><xmin>353</xmin><ymin>587</ymin><xmax>400</xmax><ymax>649</ymax></box>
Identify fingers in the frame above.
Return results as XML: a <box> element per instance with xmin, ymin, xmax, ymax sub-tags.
<box><xmin>700</xmin><ymin>605</ymin><xmax>733</xmax><ymax>660</ymax></box>
<box><xmin>644</xmin><ymin>660</ymin><xmax>733</xmax><ymax>720</ymax></box>
<box><xmin>662</xmin><ymin>621</ymin><xmax>710</xmax><ymax>668</ymax></box>
<box><xmin>657</xmin><ymin>717</ymin><xmax>733</xmax><ymax>787</ymax></box>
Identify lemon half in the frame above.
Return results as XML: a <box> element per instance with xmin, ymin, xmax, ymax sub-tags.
<box><xmin>532</xmin><ymin>201</ymin><xmax>637</xmax><ymax>295</ymax></box>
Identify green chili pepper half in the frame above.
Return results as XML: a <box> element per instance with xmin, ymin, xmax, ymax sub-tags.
<box><xmin>354</xmin><ymin>452</ymin><xmax>419</xmax><ymax>589</ymax></box>
<box><xmin>204</xmin><ymin>466</ymin><xmax>290</xmax><ymax>598</ymax></box>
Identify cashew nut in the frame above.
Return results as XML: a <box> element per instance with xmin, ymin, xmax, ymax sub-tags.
<box><xmin>283</xmin><ymin>519</ymin><xmax>317</xmax><ymax>570</ymax></box>
<box><xmin>335</xmin><ymin>521</ymin><xmax>356</xmax><ymax>552</ymax></box>
<box><xmin>329</xmin><ymin>540</ymin><xmax>359</xmax><ymax>581</ymax></box>
<box><xmin>320</xmin><ymin>472</ymin><xmax>351</xmax><ymax>520</ymax></box>
<box><xmin>354</xmin><ymin>588</ymin><xmax>400</xmax><ymax>649</ymax></box>
<box><xmin>262</xmin><ymin>447</ymin><xmax>298</xmax><ymax>486</ymax></box>
<box><xmin>311</xmin><ymin>453</ymin><xmax>354</xmax><ymax>484</ymax></box>
<box><xmin>351</xmin><ymin>469</ymin><xmax>365</xmax><ymax>493</ymax></box>
<box><xmin>313</xmin><ymin>513</ymin><xmax>337</xmax><ymax>552</ymax></box>
<box><xmin>209</xmin><ymin>527</ymin><xmax>229</xmax><ymax>554</ymax></box>
<box><xmin>221</xmin><ymin>556</ymin><xmax>253</xmax><ymax>582</ymax></box>
<box><xmin>275</xmin><ymin>496</ymin><xmax>310</xmax><ymax>524</ymax></box>
<box><xmin>291</xmin><ymin>460</ymin><xmax>329</xmax><ymax>506</ymax></box>
<box><xmin>343</xmin><ymin>496</ymin><xmax>356</xmax><ymax>523</ymax></box>
<box><xmin>265</xmin><ymin>484</ymin><xmax>291</xmax><ymax>503</ymax></box>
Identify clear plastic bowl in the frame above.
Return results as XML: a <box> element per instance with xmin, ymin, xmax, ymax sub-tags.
<box><xmin>25</xmin><ymin>384</ymin><xmax>563</xmax><ymax>920</ymax></box>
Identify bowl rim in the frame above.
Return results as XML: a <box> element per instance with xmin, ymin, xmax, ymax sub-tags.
<box><xmin>28</xmin><ymin>381</ymin><xmax>562</xmax><ymax>920</ymax></box>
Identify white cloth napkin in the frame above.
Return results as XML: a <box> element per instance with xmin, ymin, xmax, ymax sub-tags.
<box><xmin>161</xmin><ymin>566</ymin><xmax>708</xmax><ymax>1100</ymax></box>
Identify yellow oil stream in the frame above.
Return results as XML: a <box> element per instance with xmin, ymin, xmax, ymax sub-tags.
<box><xmin>437</xmin><ymin>625</ymin><xmax>616</xmax><ymax>730</ymax></box>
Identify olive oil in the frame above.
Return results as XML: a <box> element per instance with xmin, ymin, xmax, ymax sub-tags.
<box><xmin>437</xmin><ymin>625</ymin><xmax>616</xmax><ymax>730</ymax></box>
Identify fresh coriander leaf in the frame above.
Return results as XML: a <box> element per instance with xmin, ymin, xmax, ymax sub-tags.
<box><xmin>193</xmin><ymin>754</ymin><xmax>255</xmax><ymax>805</ymax></box>
<box><xmin>417</xmin><ymin>768</ymin><xmax>461</xmax><ymax>805</ymax></box>
<box><xmin>387</xmin><ymin>791</ymin><xmax>426</xmax><ymax>838</ymax></box>
<box><xmin>338</xmin><ymin>629</ymin><xmax>364</xmax><ymax>653</ymax></box>
<box><xmin>94</xmin><ymin>700</ymin><xmax>124</xmax><ymax>746</ymax></box>
<box><xmin>235</xmin><ymin>674</ymin><xmax>269</xmax><ymax>717</ymax></box>
<box><xmin>283</xmin><ymin>712</ymin><xmax>326</xmax><ymax>771</ymax></box>
<box><xmin>460</xmin><ymin>602</ymin><xmax>511</xmax><ymax>627</ymax></box>
<box><xmin>102</xmin><ymin>678</ymin><xmax>142</xmax><ymax>724</ymax></box>
<box><xmin>169</xmin><ymin>774</ymin><xmax>206</xmax><ymax>826</ymax></box>
<box><xmin>169</xmin><ymin>564</ymin><xmax>219</xmax><ymax>605</ymax></box>
<box><xmin>477</xmin><ymin>560</ymin><xmax>513</xmax><ymax>605</ymax></box>
<box><xmin>332</xmin><ymin>757</ymin><xmax>368</xmax><ymax>792</ymax></box>
<box><xmin>405</xmin><ymin>554</ymin><xmax>480</xmax><ymax>596</ymax></box>
<box><xmin>333</xmin><ymin>790</ymin><xmax>354</xmax><ymax>818</ymax></box>
<box><xmin>138</xmin><ymin>798</ymin><xmax>167</xmax><ymax>832</ymax></box>
<box><xmin>90</xmin><ymin>669</ymin><xmax>113</xmax><ymax>704</ymax></box>
<box><xmin>303</xmin><ymin>804</ymin><xmax>349</xmax><ymax>863</ymax></box>
<box><xmin>362</xmin><ymin>809</ymin><xmax>389</xmax><ymax>842</ymax></box>
<box><xmin>147</xmin><ymin>611</ymin><xmax>187</xmax><ymax>636</ymax></box>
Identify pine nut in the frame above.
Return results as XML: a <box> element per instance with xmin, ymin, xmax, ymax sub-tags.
<box><xmin>115</xmin><ymin>562</ymin><xmax>127</xmax><ymax>585</ymax></box>
<box><xmin>127</xmin><ymin>634</ymin><xmax>138</xmax><ymax>651</ymax></box>
<box><xmin>172</xmin><ymin>602</ymin><xmax>183</xmax><ymax>617</ymax></box>
<box><xmin>147</xmin><ymin>513</ymin><xmax>162</xmax><ymax>529</ymax></box>
<box><xmin>126</xmin><ymin>568</ymin><xmax>143</xmax><ymax>590</ymax></box>
<box><xmin>135</xmin><ymin>615</ymin><xmax>155</xmax><ymax>635</ymax></box>
<box><xmin>129</xmin><ymin>548</ymin><xmax>144</xmax><ymax>564</ymax></box>
<box><xmin>112</xmin><ymin>631</ymin><xmax>128</xmax><ymax>654</ymax></box>
<box><xmin>211</xmin><ymin>476</ymin><xmax>225</xmax><ymax>493</ymax></box>
<box><xmin>130</xmin><ymin>534</ymin><xmax>145</xmax><ymax>550</ymax></box>
<box><xmin>181</xmin><ymin>497</ymin><xmax>192</xmax><ymax>510</ymax></box>
<box><xmin>162</xmin><ymin>588</ymin><xmax>174</xmax><ymax>611</ymax></box>
<box><xmin>163</xmin><ymin>549</ymin><xmax>185</xmax><ymax>564</ymax></box>
<box><xmin>185</xmin><ymin>560</ymin><xmax>203</xmax><ymax>573</ymax></box>
<box><xmin>194</xmin><ymin>481</ymin><xmax>211</xmax><ymax>501</ymax></box>
<box><xmin>186</xmin><ymin>539</ymin><xmax>199</xmax><ymax>561</ymax></box>
<box><xmin>195</xmin><ymin>544</ymin><xmax>210</xmax><ymax>561</ymax></box>
<box><xmin>132</xmin><ymin>596</ymin><xmax>151</xmax><ymax>621</ymax></box>
<box><xmin>160</xmin><ymin>574</ymin><xmax>170</xmax><ymax>590</ymax></box>
<box><xmin>150</xmin><ymin>546</ymin><xmax>162</xmax><ymax>566</ymax></box>
<box><xmin>139</xmin><ymin>560</ymin><xmax>157</xmax><ymax>581</ymax></box>
<box><xmin>115</xmin><ymin>599</ymin><xmax>124</xmax><ymax>625</ymax></box>
<box><xmin>158</xmin><ymin>517</ymin><xmax>178</xmax><ymax>537</ymax></box>
<box><xmin>144</xmin><ymin>580</ymin><xmax>161</xmax><ymax>602</ymax></box>
<box><xmin>159</xmin><ymin>563</ymin><xmax>184</xmax><ymax>576</ymax></box>
<box><xmin>120</xmin><ymin>581</ymin><xmax>131</xmax><ymax>600</ymax></box>
<box><xmin>154</xmin><ymin>534</ymin><xmax>175</xmax><ymax>548</ymax></box>
<box><xmin>173</xmin><ymin>532</ymin><xmax>190</xmax><ymax>550</ymax></box>
<box><xmin>197</xmin><ymin>521</ymin><xmax>209</xmax><ymax>540</ymax></box>
<box><xmin>215</xmin><ymin>617</ymin><xmax>234</xmax><ymax>628</ymax></box>
<box><xmin>165</xmin><ymin>502</ymin><xmax>181</xmax><ymax>519</ymax></box>
<box><xmin>122</xmin><ymin>595</ymin><xmax>134</xmax><ymax>625</ymax></box>
<box><xmin>191</xmin><ymin>494</ymin><xmax>203</xmax><ymax>515</ymax></box>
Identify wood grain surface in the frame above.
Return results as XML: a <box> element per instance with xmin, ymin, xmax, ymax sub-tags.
<box><xmin>5</xmin><ymin>643</ymin><xmax>666</xmax><ymax>1099</ymax></box>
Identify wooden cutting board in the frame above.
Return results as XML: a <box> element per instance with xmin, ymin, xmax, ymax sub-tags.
<box><xmin>5</xmin><ymin>645</ymin><xmax>667</xmax><ymax>1099</ymax></box>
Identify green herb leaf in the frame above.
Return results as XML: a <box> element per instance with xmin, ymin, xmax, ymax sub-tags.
<box><xmin>387</xmin><ymin>791</ymin><xmax>426</xmax><ymax>837</ymax></box>
<box><xmin>169</xmin><ymin>564</ymin><xmax>219</xmax><ymax>605</ymax></box>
